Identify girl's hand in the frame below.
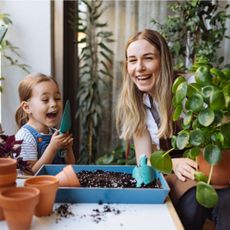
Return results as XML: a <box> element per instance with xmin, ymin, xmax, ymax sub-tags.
<box><xmin>172</xmin><ymin>158</ymin><xmax>197</xmax><ymax>181</ymax></box>
<box><xmin>49</xmin><ymin>130</ymin><xmax>73</xmax><ymax>151</ymax></box>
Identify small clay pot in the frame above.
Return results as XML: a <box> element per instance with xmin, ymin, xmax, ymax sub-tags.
<box><xmin>0</xmin><ymin>184</ymin><xmax>16</xmax><ymax>221</ymax></box>
<box><xmin>0</xmin><ymin>158</ymin><xmax>17</xmax><ymax>187</ymax></box>
<box><xmin>0</xmin><ymin>187</ymin><xmax>40</xmax><ymax>230</ymax></box>
<box><xmin>24</xmin><ymin>175</ymin><xmax>59</xmax><ymax>217</ymax></box>
<box><xmin>0</xmin><ymin>158</ymin><xmax>17</xmax><ymax>175</ymax></box>
<box><xmin>55</xmin><ymin>165</ymin><xmax>80</xmax><ymax>187</ymax></box>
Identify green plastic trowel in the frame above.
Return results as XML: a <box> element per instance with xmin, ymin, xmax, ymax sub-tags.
<box><xmin>60</xmin><ymin>100</ymin><xmax>71</xmax><ymax>133</ymax></box>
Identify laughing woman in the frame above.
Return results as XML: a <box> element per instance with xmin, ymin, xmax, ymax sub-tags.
<box><xmin>116</xmin><ymin>29</ymin><xmax>230</xmax><ymax>230</ymax></box>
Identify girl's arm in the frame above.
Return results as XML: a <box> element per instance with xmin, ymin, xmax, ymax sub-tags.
<box><xmin>31</xmin><ymin>131</ymin><xmax>75</xmax><ymax>173</ymax></box>
<box><xmin>63</xmin><ymin>134</ymin><xmax>75</xmax><ymax>164</ymax></box>
<box><xmin>133</xmin><ymin>129</ymin><xmax>152</xmax><ymax>164</ymax></box>
<box><xmin>31</xmin><ymin>143</ymin><xmax>57</xmax><ymax>173</ymax></box>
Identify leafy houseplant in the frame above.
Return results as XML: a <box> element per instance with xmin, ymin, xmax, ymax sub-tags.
<box><xmin>150</xmin><ymin>58</ymin><xmax>230</xmax><ymax>208</ymax></box>
<box><xmin>0</xmin><ymin>13</ymin><xmax>30</xmax><ymax>92</ymax></box>
<box><xmin>151</xmin><ymin>0</ymin><xmax>230</xmax><ymax>70</ymax></box>
<box><xmin>0</xmin><ymin>134</ymin><xmax>32</xmax><ymax>174</ymax></box>
<box><xmin>77</xmin><ymin>0</ymin><xmax>114</xmax><ymax>163</ymax></box>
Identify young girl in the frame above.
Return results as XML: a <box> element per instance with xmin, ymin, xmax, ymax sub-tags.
<box><xmin>15</xmin><ymin>73</ymin><xmax>75</xmax><ymax>174</ymax></box>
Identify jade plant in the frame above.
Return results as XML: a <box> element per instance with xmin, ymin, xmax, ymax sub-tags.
<box><xmin>150</xmin><ymin>57</ymin><xmax>230</xmax><ymax>208</ymax></box>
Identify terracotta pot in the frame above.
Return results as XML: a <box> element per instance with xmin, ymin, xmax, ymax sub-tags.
<box><xmin>55</xmin><ymin>165</ymin><xmax>80</xmax><ymax>187</ymax></box>
<box><xmin>0</xmin><ymin>187</ymin><xmax>40</xmax><ymax>230</ymax></box>
<box><xmin>24</xmin><ymin>175</ymin><xmax>59</xmax><ymax>217</ymax></box>
<box><xmin>0</xmin><ymin>184</ymin><xmax>16</xmax><ymax>221</ymax></box>
<box><xmin>198</xmin><ymin>149</ymin><xmax>230</xmax><ymax>186</ymax></box>
<box><xmin>0</xmin><ymin>158</ymin><xmax>17</xmax><ymax>175</ymax></box>
<box><xmin>0</xmin><ymin>158</ymin><xmax>17</xmax><ymax>187</ymax></box>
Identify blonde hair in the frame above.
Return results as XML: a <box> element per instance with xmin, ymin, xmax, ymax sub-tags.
<box><xmin>15</xmin><ymin>73</ymin><xmax>59</xmax><ymax>128</ymax></box>
<box><xmin>116</xmin><ymin>29</ymin><xmax>174</xmax><ymax>141</ymax></box>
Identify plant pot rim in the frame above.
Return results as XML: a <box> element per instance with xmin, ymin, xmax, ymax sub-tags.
<box><xmin>24</xmin><ymin>175</ymin><xmax>59</xmax><ymax>187</ymax></box>
<box><xmin>0</xmin><ymin>187</ymin><xmax>40</xmax><ymax>202</ymax></box>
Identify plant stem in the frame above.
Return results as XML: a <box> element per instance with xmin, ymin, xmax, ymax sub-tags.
<box><xmin>162</xmin><ymin>148</ymin><xmax>175</xmax><ymax>157</ymax></box>
<box><xmin>208</xmin><ymin>165</ymin><xmax>214</xmax><ymax>185</ymax></box>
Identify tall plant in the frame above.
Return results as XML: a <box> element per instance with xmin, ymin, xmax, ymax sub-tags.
<box><xmin>77</xmin><ymin>0</ymin><xmax>114</xmax><ymax>163</ymax></box>
<box><xmin>0</xmin><ymin>13</ymin><xmax>30</xmax><ymax>92</ymax></box>
<box><xmin>152</xmin><ymin>0</ymin><xmax>230</xmax><ymax>70</ymax></box>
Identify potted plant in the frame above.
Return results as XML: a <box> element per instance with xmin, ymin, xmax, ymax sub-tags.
<box><xmin>151</xmin><ymin>0</ymin><xmax>230</xmax><ymax>71</ymax></box>
<box><xmin>150</xmin><ymin>57</ymin><xmax>230</xmax><ymax>208</ymax></box>
<box><xmin>0</xmin><ymin>134</ymin><xmax>32</xmax><ymax>174</ymax></box>
<box><xmin>77</xmin><ymin>0</ymin><xmax>114</xmax><ymax>163</ymax></box>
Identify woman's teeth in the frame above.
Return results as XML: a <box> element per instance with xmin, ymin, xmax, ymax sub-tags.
<box><xmin>137</xmin><ymin>75</ymin><xmax>151</xmax><ymax>80</ymax></box>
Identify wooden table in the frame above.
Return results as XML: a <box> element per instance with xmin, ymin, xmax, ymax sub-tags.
<box><xmin>0</xmin><ymin>179</ymin><xmax>184</xmax><ymax>230</ymax></box>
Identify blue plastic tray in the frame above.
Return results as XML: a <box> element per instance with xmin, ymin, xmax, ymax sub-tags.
<box><xmin>36</xmin><ymin>164</ymin><xmax>170</xmax><ymax>204</ymax></box>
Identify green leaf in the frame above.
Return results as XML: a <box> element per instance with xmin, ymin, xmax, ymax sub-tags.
<box><xmin>196</xmin><ymin>182</ymin><xmax>218</xmax><ymax>208</ymax></box>
<box><xmin>175</xmin><ymin>81</ymin><xmax>188</xmax><ymax>103</ymax></box>
<box><xmin>195</xmin><ymin>66</ymin><xmax>212</xmax><ymax>86</ymax></box>
<box><xmin>194</xmin><ymin>171</ymin><xmax>208</xmax><ymax>183</ymax></box>
<box><xmin>204</xmin><ymin>145</ymin><xmax>221</xmax><ymax>165</ymax></box>
<box><xmin>186</xmin><ymin>93</ymin><xmax>204</xmax><ymax>112</ymax></box>
<box><xmin>187</xmin><ymin>83</ymin><xmax>201</xmax><ymax>97</ymax></box>
<box><xmin>183</xmin><ymin>111</ymin><xmax>193</xmax><ymax>126</ymax></box>
<box><xmin>220</xmin><ymin>123</ymin><xmax>230</xmax><ymax>148</ymax></box>
<box><xmin>150</xmin><ymin>151</ymin><xmax>172</xmax><ymax>174</ymax></box>
<box><xmin>172</xmin><ymin>76</ymin><xmax>186</xmax><ymax>93</ymax></box>
<box><xmin>222</xmin><ymin>69</ymin><xmax>230</xmax><ymax>79</ymax></box>
<box><xmin>210</xmin><ymin>90</ymin><xmax>225</xmax><ymax>110</ymax></box>
<box><xmin>210</xmin><ymin>67</ymin><xmax>226</xmax><ymax>79</ymax></box>
<box><xmin>176</xmin><ymin>131</ymin><xmax>189</xmax><ymax>150</ymax></box>
<box><xmin>189</xmin><ymin>129</ymin><xmax>205</xmax><ymax>146</ymax></box>
<box><xmin>173</xmin><ymin>105</ymin><xmax>183</xmax><ymax>121</ymax></box>
<box><xmin>188</xmin><ymin>147</ymin><xmax>201</xmax><ymax>158</ymax></box>
<box><xmin>198</xmin><ymin>108</ymin><xmax>215</xmax><ymax>127</ymax></box>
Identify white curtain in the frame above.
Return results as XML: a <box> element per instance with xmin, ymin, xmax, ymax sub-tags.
<box><xmin>98</xmin><ymin>0</ymin><xmax>169</xmax><ymax>153</ymax></box>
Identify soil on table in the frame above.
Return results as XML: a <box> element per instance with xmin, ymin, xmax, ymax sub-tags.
<box><xmin>77</xmin><ymin>170</ymin><xmax>162</xmax><ymax>188</ymax></box>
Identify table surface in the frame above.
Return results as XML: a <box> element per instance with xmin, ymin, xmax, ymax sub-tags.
<box><xmin>0</xmin><ymin>179</ymin><xmax>184</xmax><ymax>230</ymax></box>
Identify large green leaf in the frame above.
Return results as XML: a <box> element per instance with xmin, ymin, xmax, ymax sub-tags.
<box><xmin>186</xmin><ymin>93</ymin><xmax>204</xmax><ymax>112</ymax></box>
<box><xmin>172</xmin><ymin>76</ymin><xmax>186</xmax><ymax>93</ymax></box>
<box><xmin>183</xmin><ymin>111</ymin><xmax>193</xmax><ymax>126</ymax></box>
<box><xmin>189</xmin><ymin>129</ymin><xmax>204</xmax><ymax>146</ymax></box>
<box><xmin>210</xmin><ymin>90</ymin><xmax>225</xmax><ymax>110</ymax></box>
<box><xmin>204</xmin><ymin>144</ymin><xmax>221</xmax><ymax>165</ymax></box>
<box><xmin>176</xmin><ymin>131</ymin><xmax>189</xmax><ymax>150</ymax></box>
<box><xmin>150</xmin><ymin>151</ymin><xmax>172</xmax><ymax>174</ymax></box>
<box><xmin>196</xmin><ymin>182</ymin><xmax>218</xmax><ymax>208</ymax></box>
<box><xmin>195</xmin><ymin>66</ymin><xmax>212</xmax><ymax>86</ymax></box>
<box><xmin>187</xmin><ymin>83</ymin><xmax>201</xmax><ymax>97</ymax></box>
<box><xmin>173</xmin><ymin>105</ymin><xmax>183</xmax><ymax>121</ymax></box>
<box><xmin>175</xmin><ymin>81</ymin><xmax>188</xmax><ymax>103</ymax></box>
<box><xmin>198</xmin><ymin>108</ymin><xmax>215</xmax><ymax>127</ymax></box>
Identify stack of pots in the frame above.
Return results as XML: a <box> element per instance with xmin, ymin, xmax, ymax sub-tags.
<box><xmin>0</xmin><ymin>158</ymin><xmax>40</xmax><ymax>230</ymax></box>
<box><xmin>0</xmin><ymin>158</ymin><xmax>17</xmax><ymax>220</ymax></box>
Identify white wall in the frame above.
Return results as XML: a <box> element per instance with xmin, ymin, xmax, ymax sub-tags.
<box><xmin>0</xmin><ymin>0</ymin><xmax>52</xmax><ymax>135</ymax></box>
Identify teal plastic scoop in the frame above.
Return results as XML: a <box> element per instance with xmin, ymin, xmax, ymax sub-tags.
<box><xmin>60</xmin><ymin>100</ymin><xmax>71</xmax><ymax>133</ymax></box>
<box><xmin>132</xmin><ymin>154</ymin><xmax>156</xmax><ymax>187</ymax></box>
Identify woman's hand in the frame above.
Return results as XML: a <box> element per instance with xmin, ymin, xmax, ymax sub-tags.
<box><xmin>172</xmin><ymin>158</ymin><xmax>197</xmax><ymax>181</ymax></box>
